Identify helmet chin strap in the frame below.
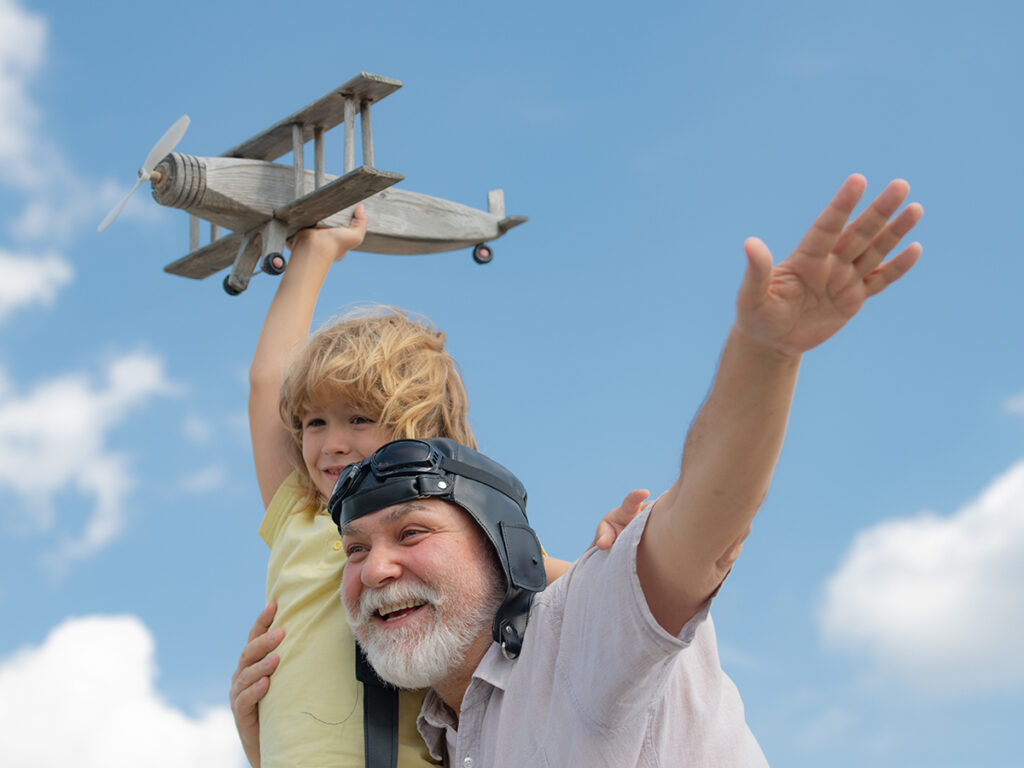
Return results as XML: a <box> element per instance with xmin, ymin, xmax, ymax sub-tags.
<box><xmin>354</xmin><ymin>643</ymin><xmax>399</xmax><ymax>768</ymax></box>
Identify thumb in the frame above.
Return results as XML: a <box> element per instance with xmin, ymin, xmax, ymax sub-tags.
<box><xmin>737</xmin><ymin>237</ymin><xmax>773</xmax><ymax>309</ymax></box>
<box><xmin>350</xmin><ymin>204</ymin><xmax>368</xmax><ymax>233</ymax></box>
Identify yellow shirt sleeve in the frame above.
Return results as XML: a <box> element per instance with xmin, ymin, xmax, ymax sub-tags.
<box><xmin>257</xmin><ymin>473</ymin><xmax>438</xmax><ymax>768</ymax></box>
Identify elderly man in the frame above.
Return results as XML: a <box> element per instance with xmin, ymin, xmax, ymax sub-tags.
<box><xmin>331</xmin><ymin>175</ymin><xmax>922</xmax><ymax>766</ymax></box>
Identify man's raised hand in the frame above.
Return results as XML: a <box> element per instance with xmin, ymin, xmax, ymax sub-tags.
<box><xmin>736</xmin><ymin>175</ymin><xmax>923</xmax><ymax>356</ymax></box>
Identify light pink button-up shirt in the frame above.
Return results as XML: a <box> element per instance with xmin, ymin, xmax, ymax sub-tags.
<box><xmin>417</xmin><ymin>506</ymin><xmax>769</xmax><ymax>767</ymax></box>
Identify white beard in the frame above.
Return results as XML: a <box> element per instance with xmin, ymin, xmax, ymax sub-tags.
<box><xmin>344</xmin><ymin>559</ymin><xmax>504</xmax><ymax>690</ymax></box>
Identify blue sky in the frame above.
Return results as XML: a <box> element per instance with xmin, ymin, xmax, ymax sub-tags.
<box><xmin>1</xmin><ymin>0</ymin><xmax>1022</xmax><ymax>765</ymax></box>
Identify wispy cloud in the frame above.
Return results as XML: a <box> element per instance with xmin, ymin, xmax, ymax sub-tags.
<box><xmin>183</xmin><ymin>414</ymin><xmax>213</xmax><ymax>444</ymax></box>
<box><xmin>0</xmin><ymin>248</ymin><xmax>72</xmax><ymax>322</ymax></box>
<box><xmin>1003</xmin><ymin>391</ymin><xmax>1024</xmax><ymax>416</ymax></box>
<box><xmin>0</xmin><ymin>0</ymin><xmax>150</xmax><ymax>246</ymax></box>
<box><xmin>180</xmin><ymin>463</ymin><xmax>226</xmax><ymax>494</ymax></box>
<box><xmin>0</xmin><ymin>0</ymin><xmax>47</xmax><ymax>191</ymax></box>
<box><xmin>821</xmin><ymin>460</ymin><xmax>1024</xmax><ymax>695</ymax></box>
<box><xmin>0</xmin><ymin>353</ymin><xmax>177</xmax><ymax>567</ymax></box>
<box><xmin>0</xmin><ymin>615</ymin><xmax>245</xmax><ymax>768</ymax></box>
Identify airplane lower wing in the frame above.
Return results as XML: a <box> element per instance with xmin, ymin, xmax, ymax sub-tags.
<box><xmin>163</xmin><ymin>231</ymin><xmax>248</xmax><ymax>279</ymax></box>
<box><xmin>163</xmin><ymin>165</ymin><xmax>402</xmax><ymax>280</ymax></box>
<box><xmin>276</xmin><ymin>165</ymin><xmax>403</xmax><ymax>230</ymax></box>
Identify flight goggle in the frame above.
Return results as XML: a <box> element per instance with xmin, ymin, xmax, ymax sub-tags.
<box><xmin>330</xmin><ymin>439</ymin><xmax>526</xmax><ymax>528</ymax></box>
<box><xmin>333</xmin><ymin>439</ymin><xmax>449</xmax><ymax>499</ymax></box>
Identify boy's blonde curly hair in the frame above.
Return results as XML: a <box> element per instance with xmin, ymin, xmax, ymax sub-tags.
<box><xmin>279</xmin><ymin>305</ymin><xmax>476</xmax><ymax>507</ymax></box>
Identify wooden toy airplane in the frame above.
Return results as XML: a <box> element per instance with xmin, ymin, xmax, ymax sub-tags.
<box><xmin>98</xmin><ymin>72</ymin><xmax>527</xmax><ymax>295</ymax></box>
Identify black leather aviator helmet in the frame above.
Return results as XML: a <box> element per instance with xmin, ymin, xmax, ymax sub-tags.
<box><xmin>328</xmin><ymin>438</ymin><xmax>546</xmax><ymax>659</ymax></box>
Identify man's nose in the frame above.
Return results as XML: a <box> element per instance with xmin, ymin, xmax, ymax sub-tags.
<box><xmin>361</xmin><ymin>544</ymin><xmax>403</xmax><ymax>587</ymax></box>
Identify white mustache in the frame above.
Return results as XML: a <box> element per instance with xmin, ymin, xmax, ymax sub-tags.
<box><xmin>356</xmin><ymin>580</ymin><xmax>440</xmax><ymax>623</ymax></box>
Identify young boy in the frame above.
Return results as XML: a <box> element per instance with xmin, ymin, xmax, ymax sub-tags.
<box><xmin>229</xmin><ymin>207</ymin><xmax>639</xmax><ymax>767</ymax></box>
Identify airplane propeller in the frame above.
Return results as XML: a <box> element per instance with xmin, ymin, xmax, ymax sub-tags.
<box><xmin>97</xmin><ymin>114</ymin><xmax>190</xmax><ymax>232</ymax></box>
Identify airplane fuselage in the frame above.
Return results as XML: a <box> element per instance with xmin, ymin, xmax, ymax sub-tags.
<box><xmin>151</xmin><ymin>153</ymin><xmax>520</xmax><ymax>255</ymax></box>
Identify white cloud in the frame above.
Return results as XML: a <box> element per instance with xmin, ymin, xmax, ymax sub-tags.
<box><xmin>0</xmin><ymin>0</ymin><xmax>151</xmax><ymax>244</ymax></box>
<box><xmin>0</xmin><ymin>0</ymin><xmax>47</xmax><ymax>190</ymax></box>
<box><xmin>821</xmin><ymin>459</ymin><xmax>1024</xmax><ymax>695</ymax></box>
<box><xmin>0</xmin><ymin>615</ymin><xmax>245</xmax><ymax>768</ymax></box>
<box><xmin>0</xmin><ymin>353</ymin><xmax>176</xmax><ymax>565</ymax></box>
<box><xmin>0</xmin><ymin>248</ymin><xmax>72</xmax><ymax>322</ymax></box>
<box><xmin>1004</xmin><ymin>391</ymin><xmax>1024</xmax><ymax>416</ymax></box>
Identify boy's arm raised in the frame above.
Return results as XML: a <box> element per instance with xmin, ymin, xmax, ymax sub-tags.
<box><xmin>249</xmin><ymin>207</ymin><xmax>368</xmax><ymax>508</ymax></box>
<box><xmin>636</xmin><ymin>176</ymin><xmax>923</xmax><ymax>635</ymax></box>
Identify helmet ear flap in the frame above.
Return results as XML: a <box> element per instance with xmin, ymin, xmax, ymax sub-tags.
<box><xmin>492</xmin><ymin>522</ymin><xmax>545</xmax><ymax>660</ymax></box>
<box><xmin>499</xmin><ymin>522</ymin><xmax>545</xmax><ymax>593</ymax></box>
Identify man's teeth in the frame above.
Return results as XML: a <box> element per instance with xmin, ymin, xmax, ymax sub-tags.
<box><xmin>377</xmin><ymin>601</ymin><xmax>424</xmax><ymax>620</ymax></box>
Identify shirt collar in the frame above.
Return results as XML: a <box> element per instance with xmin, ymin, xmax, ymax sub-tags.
<box><xmin>415</xmin><ymin>643</ymin><xmax>516</xmax><ymax>762</ymax></box>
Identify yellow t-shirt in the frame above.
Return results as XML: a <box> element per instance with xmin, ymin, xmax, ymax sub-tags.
<box><xmin>257</xmin><ymin>472</ymin><xmax>439</xmax><ymax>768</ymax></box>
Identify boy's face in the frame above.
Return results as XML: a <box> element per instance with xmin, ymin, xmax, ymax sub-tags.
<box><xmin>301</xmin><ymin>400</ymin><xmax>392</xmax><ymax>500</ymax></box>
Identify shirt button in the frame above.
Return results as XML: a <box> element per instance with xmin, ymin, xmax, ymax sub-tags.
<box><xmin>333</xmin><ymin>540</ymin><xmax>343</xmax><ymax>551</ymax></box>
<box><xmin>463</xmin><ymin>758</ymin><xmax>473</xmax><ymax>768</ymax></box>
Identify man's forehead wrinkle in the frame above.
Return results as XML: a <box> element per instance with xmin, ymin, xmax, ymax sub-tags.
<box><xmin>387</xmin><ymin>500</ymin><xmax>427</xmax><ymax>522</ymax></box>
<box><xmin>340</xmin><ymin>501</ymin><xmax>427</xmax><ymax>538</ymax></box>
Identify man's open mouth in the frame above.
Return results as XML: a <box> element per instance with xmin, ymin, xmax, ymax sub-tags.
<box><xmin>376</xmin><ymin>602</ymin><xmax>426</xmax><ymax>622</ymax></box>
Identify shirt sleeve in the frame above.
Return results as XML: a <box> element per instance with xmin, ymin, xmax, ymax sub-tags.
<box><xmin>257</xmin><ymin>471</ymin><xmax>306</xmax><ymax>548</ymax></box>
<box><xmin>547</xmin><ymin>504</ymin><xmax>712</xmax><ymax>730</ymax></box>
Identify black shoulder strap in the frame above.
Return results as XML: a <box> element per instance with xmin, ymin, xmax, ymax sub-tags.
<box><xmin>355</xmin><ymin>643</ymin><xmax>399</xmax><ymax>768</ymax></box>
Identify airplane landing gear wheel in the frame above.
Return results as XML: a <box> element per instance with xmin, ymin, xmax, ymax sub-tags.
<box><xmin>263</xmin><ymin>252</ymin><xmax>286</xmax><ymax>275</ymax></box>
<box><xmin>223</xmin><ymin>275</ymin><xmax>242</xmax><ymax>296</ymax></box>
<box><xmin>472</xmin><ymin>243</ymin><xmax>493</xmax><ymax>265</ymax></box>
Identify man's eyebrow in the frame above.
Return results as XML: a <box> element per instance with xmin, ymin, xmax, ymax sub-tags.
<box><xmin>340</xmin><ymin>501</ymin><xmax>427</xmax><ymax>538</ymax></box>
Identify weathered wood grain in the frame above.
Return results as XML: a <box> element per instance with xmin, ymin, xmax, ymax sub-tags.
<box><xmin>361</xmin><ymin>101</ymin><xmax>374</xmax><ymax>166</ymax></box>
<box><xmin>165</xmin><ymin>230</ymin><xmax>243</xmax><ymax>278</ymax></box>
<box><xmin>344</xmin><ymin>98</ymin><xmax>356</xmax><ymax>173</ymax></box>
<box><xmin>222</xmin><ymin>73</ymin><xmax>401</xmax><ymax>162</ymax></box>
<box><xmin>487</xmin><ymin>189</ymin><xmax>505</xmax><ymax>218</ymax></box>
<box><xmin>291</xmin><ymin>123</ymin><xmax>304</xmax><ymax>198</ymax></box>
<box><xmin>224</xmin><ymin>230</ymin><xmax>263</xmax><ymax>293</ymax></box>
<box><xmin>276</xmin><ymin>166</ymin><xmax>403</xmax><ymax>228</ymax></box>
<box><xmin>314</xmin><ymin>126</ymin><xmax>325</xmax><ymax>189</ymax></box>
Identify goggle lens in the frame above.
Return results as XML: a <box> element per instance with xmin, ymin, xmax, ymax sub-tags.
<box><xmin>370</xmin><ymin>439</ymin><xmax>438</xmax><ymax>473</ymax></box>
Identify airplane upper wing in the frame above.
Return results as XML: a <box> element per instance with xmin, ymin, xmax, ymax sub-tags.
<box><xmin>221</xmin><ymin>73</ymin><xmax>402</xmax><ymax>162</ymax></box>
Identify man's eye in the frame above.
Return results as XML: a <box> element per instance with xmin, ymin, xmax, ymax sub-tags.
<box><xmin>345</xmin><ymin>544</ymin><xmax>367</xmax><ymax>558</ymax></box>
<box><xmin>401</xmin><ymin>529</ymin><xmax>425</xmax><ymax>541</ymax></box>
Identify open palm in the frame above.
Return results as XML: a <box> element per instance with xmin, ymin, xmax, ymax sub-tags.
<box><xmin>736</xmin><ymin>175</ymin><xmax>923</xmax><ymax>356</ymax></box>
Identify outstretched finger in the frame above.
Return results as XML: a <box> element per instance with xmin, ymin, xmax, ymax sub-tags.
<box><xmin>832</xmin><ymin>179</ymin><xmax>911</xmax><ymax>263</ymax></box>
<box><xmin>863</xmin><ymin>242</ymin><xmax>922</xmax><ymax>297</ymax></box>
<box><xmin>791</xmin><ymin>174</ymin><xmax>867</xmax><ymax>260</ymax></box>
<box><xmin>853</xmin><ymin>202</ymin><xmax>923</xmax><ymax>278</ymax></box>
